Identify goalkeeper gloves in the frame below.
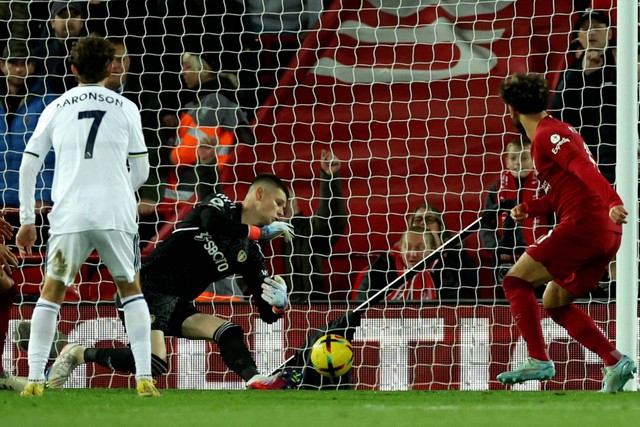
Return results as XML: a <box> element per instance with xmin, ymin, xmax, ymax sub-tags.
<box><xmin>259</xmin><ymin>221</ymin><xmax>294</xmax><ymax>242</ymax></box>
<box><xmin>261</xmin><ymin>275</ymin><xmax>289</xmax><ymax>314</ymax></box>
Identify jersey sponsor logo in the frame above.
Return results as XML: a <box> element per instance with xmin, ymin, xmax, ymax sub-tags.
<box><xmin>549</xmin><ymin>133</ymin><xmax>570</xmax><ymax>154</ymax></box>
<box><xmin>237</xmin><ymin>250</ymin><xmax>247</xmax><ymax>263</ymax></box>
<box><xmin>194</xmin><ymin>231</ymin><xmax>229</xmax><ymax>272</ymax></box>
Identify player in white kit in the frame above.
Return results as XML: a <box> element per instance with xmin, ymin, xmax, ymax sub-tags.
<box><xmin>16</xmin><ymin>35</ymin><xmax>159</xmax><ymax>397</ymax></box>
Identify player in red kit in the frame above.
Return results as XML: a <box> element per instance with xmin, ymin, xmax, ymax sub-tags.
<box><xmin>496</xmin><ymin>73</ymin><xmax>636</xmax><ymax>392</ymax></box>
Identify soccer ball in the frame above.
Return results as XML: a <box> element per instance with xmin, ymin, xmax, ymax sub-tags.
<box><xmin>310</xmin><ymin>334</ymin><xmax>353</xmax><ymax>377</ymax></box>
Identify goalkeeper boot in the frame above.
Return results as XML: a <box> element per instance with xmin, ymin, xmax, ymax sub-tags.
<box><xmin>20</xmin><ymin>382</ymin><xmax>45</xmax><ymax>397</ymax></box>
<box><xmin>246</xmin><ymin>368</ymin><xmax>302</xmax><ymax>390</ymax></box>
<box><xmin>0</xmin><ymin>371</ymin><xmax>27</xmax><ymax>392</ymax></box>
<box><xmin>47</xmin><ymin>343</ymin><xmax>84</xmax><ymax>388</ymax></box>
<box><xmin>137</xmin><ymin>378</ymin><xmax>161</xmax><ymax>397</ymax></box>
<box><xmin>497</xmin><ymin>357</ymin><xmax>555</xmax><ymax>385</ymax></box>
<box><xmin>599</xmin><ymin>355</ymin><xmax>637</xmax><ymax>393</ymax></box>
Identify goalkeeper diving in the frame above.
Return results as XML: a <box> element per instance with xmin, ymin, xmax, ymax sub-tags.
<box><xmin>47</xmin><ymin>174</ymin><xmax>300</xmax><ymax>390</ymax></box>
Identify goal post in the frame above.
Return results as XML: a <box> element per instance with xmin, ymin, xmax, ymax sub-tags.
<box><xmin>614</xmin><ymin>0</ymin><xmax>639</xmax><ymax>392</ymax></box>
<box><xmin>2</xmin><ymin>1</ymin><xmax>636</xmax><ymax>391</ymax></box>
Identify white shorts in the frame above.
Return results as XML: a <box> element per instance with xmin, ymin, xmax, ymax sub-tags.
<box><xmin>46</xmin><ymin>230</ymin><xmax>140</xmax><ymax>286</ymax></box>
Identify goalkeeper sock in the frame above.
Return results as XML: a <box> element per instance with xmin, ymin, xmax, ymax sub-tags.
<box><xmin>84</xmin><ymin>349</ymin><xmax>168</xmax><ymax>376</ymax></box>
<box><xmin>547</xmin><ymin>304</ymin><xmax>620</xmax><ymax>366</ymax></box>
<box><xmin>0</xmin><ymin>284</ymin><xmax>16</xmax><ymax>373</ymax></box>
<box><xmin>85</xmin><ymin>348</ymin><xmax>136</xmax><ymax>373</ymax></box>
<box><xmin>502</xmin><ymin>276</ymin><xmax>549</xmax><ymax>361</ymax></box>
<box><xmin>213</xmin><ymin>322</ymin><xmax>259</xmax><ymax>381</ymax></box>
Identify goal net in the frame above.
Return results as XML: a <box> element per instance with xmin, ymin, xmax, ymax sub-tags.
<box><xmin>3</xmin><ymin>0</ymin><xmax>633</xmax><ymax>391</ymax></box>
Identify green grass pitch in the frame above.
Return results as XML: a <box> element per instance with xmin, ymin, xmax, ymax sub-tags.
<box><xmin>2</xmin><ymin>389</ymin><xmax>639</xmax><ymax>427</ymax></box>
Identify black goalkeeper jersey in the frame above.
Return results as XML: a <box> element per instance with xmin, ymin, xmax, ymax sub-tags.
<box><xmin>140</xmin><ymin>193</ymin><xmax>279</xmax><ymax>323</ymax></box>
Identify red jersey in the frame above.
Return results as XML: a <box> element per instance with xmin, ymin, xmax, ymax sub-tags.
<box><xmin>523</xmin><ymin>116</ymin><xmax>622</xmax><ymax>233</ymax></box>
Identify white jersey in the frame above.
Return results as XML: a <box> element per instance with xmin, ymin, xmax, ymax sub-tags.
<box><xmin>24</xmin><ymin>85</ymin><xmax>147</xmax><ymax>234</ymax></box>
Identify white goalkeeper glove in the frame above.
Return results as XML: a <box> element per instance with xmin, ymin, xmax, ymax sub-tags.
<box><xmin>259</xmin><ymin>221</ymin><xmax>294</xmax><ymax>242</ymax></box>
<box><xmin>261</xmin><ymin>275</ymin><xmax>289</xmax><ymax>314</ymax></box>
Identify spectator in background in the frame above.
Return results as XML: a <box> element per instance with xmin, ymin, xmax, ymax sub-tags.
<box><xmin>550</xmin><ymin>9</ymin><xmax>616</xmax><ymax>184</ymax></box>
<box><xmin>1</xmin><ymin>40</ymin><xmax>57</xmax><ymax>212</ymax></box>
<box><xmin>591</xmin><ymin>0</ymin><xmax>616</xmax><ymax>30</ymax></box>
<box><xmin>0</xmin><ymin>212</ymin><xmax>25</xmax><ymax>392</ymax></box>
<box><xmin>33</xmin><ymin>1</ymin><xmax>87</xmax><ymax>95</ymax></box>
<box><xmin>164</xmin><ymin>51</ymin><xmax>254</xmax><ymax>204</ymax></box>
<box><xmin>152</xmin><ymin>0</ymin><xmax>258</xmax><ymax>127</ymax></box>
<box><xmin>352</xmin><ymin>226</ymin><xmax>438</xmax><ymax>302</ymax></box>
<box><xmin>280</xmin><ymin>149</ymin><xmax>347</xmax><ymax>302</ymax></box>
<box><xmin>480</xmin><ymin>137</ymin><xmax>551</xmax><ymax>279</ymax></box>
<box><xmin>408</xmin><ymin>203</ymin><xmax>478</xmax><ymax>298</ymax></box>
<box><xmin>0</xmin><ymin>1</ymin><xmax>30</xmax><ymax>51</ymax></box>
<box><xmin>102</xmin><ymin>38</ymin><xmax>166</xmax><ymax>233</ymax></box>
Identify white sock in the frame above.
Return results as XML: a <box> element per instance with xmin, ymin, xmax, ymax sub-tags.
<box><xmin>28</xmin><ymin>298</ymin><xmax>61</xmax><ymax>383</ymax></box>
<box><xmin>120</xmin><ymin>294</ymin><xmax>152</xmax><ymax>381</ymax></box>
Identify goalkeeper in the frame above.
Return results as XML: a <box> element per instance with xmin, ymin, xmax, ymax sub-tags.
<box><xmin>47</xmin><ymin>174</ymin><xmax>300</xmax><ymax>390</ymax></box>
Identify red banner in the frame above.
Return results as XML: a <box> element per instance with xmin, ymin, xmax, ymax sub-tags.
<box><xmin>6</xmin><ymin>302</ymin><xmax>636</xmax><ymax>390</ymax></box>
<box><xmin>221</xmin><ymin>0</ymin><xmax>575</xmax><ymax>256</ymax></box>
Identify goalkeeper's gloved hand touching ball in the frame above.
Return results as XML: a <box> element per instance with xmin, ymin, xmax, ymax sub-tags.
<box><xmin>261</xmin><ymin>275</ymin><xmax>289</xmax><ymax>314</ymax></box>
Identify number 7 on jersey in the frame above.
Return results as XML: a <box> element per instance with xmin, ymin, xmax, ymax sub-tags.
<box><xmin>78</xmin><ymin>110</ymin><xmax>106</xmax><ymax>159</ymax></box>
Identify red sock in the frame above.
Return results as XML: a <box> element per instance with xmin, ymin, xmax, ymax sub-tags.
<box><xmin>502</xmin><ymin>276</ymin><xmax>549</xmax><ymax>361</ymax></box>
<box><xmin>0</xmin><ymin>285</ymin><xmax>17</xmax><ymax>373</ymax></box>
<box><xmin>547</xmin><ymin>304</ymin><xmax>618</xmax><ymax>366</ymax></box>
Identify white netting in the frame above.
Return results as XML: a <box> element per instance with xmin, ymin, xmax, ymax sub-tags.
<box><xmin>2</xmin><ymin>0</ymin><xmax>633</xmax><ymax>390</ymax></box>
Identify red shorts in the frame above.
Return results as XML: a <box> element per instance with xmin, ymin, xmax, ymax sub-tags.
<box><xmin>526</xmin><ymin>222</ymin><xmax>621</xmax><ymax>297</ymax></box>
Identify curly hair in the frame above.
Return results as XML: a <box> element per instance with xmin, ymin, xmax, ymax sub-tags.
<box><xmin>70</xmin><ymin>34</ymin><xmax>115</xmax><ymax>83</ymax></box>
<box><xmin>499</xmin><ymin>73</ymin><xmax>549</xmax><ymax>114</ymax></box>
